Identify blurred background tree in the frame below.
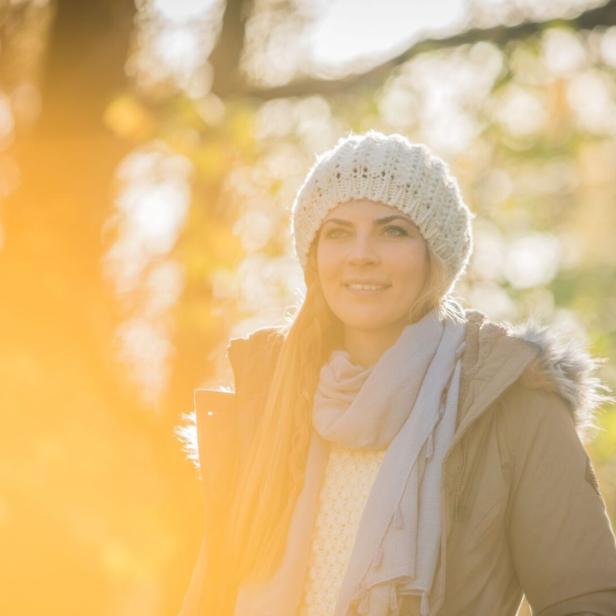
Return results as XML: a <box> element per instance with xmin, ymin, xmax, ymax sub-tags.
<box><xmin>1</xmin><ymin>0</ymin><xmax>615</xmax><ymax>614</ymax></box>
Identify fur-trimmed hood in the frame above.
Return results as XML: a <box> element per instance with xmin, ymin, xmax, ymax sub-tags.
<box><xmin>462</xmin><ymin>309</ymin><xmax>611</xmax><ymax>438</ymax></box>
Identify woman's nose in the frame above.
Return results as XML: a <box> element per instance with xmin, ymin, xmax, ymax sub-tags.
<box><xmin>347</xmin><ymin>235</ymin><xmax>380</xmax><ymax>265</ymax></box>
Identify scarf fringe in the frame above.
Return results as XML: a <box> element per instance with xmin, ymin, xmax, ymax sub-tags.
<box><xmin>356</xmin><ymin>583</ymin><xmax>400</xmax><ymax>615</ymax></box>
<box><xmin>420</xmin><ymin>591</ymin><xmax>430</xmax><ymax>616</ymax></box>
<box><xmin>389</xmin><ymin>584</ymin><xmax>400</xmax><ymax>613</ymax></box>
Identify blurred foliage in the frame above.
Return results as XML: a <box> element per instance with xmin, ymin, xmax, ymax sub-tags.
<box><xmin>1</xmin><ymin>0</ymin><xmax>616</xmax><ymax>614</ymax></box>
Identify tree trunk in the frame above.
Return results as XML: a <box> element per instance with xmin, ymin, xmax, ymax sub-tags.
<box><xmin>0</xmin><ymin>2</ymin><xmax>198</xmax><ymax>614</ymax></box>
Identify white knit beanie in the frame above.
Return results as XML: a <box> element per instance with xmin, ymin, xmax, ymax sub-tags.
<box><xmin>291</xmin><ymin>131</ymin><xmax>474</xmax><ymax>291</ymax></box>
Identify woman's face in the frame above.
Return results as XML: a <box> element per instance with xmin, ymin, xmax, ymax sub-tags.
<box><xmin>316</xmin><ymin>199</ymin><xmax>429</xmax><ymax>339</ymax></box>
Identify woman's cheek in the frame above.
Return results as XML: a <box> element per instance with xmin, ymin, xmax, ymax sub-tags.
<box><xmin>317</xmin><ymin>245</ymin><xmax>345</xmax><ymax>280</ymax></box>
<box><xmin>387</xmin><ymin>243</ymin><xmax>427</xmax><ymax>275</ymax></box>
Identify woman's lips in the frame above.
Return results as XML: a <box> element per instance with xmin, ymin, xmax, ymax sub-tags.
<box><xmin>342</xmin><ymin>283</ymin><xmax>391</xmax><ymax>296</ymax></box>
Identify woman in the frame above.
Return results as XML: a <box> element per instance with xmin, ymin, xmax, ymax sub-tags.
<box><xmin>179</xmin><ymin>131</ymin><xmax>616</xmax><ymax>615</ymax></box>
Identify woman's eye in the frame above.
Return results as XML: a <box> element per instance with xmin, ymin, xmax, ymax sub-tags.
<box><xmin>324</xmin><ymin>228</ymin><xmax>348</xmax><ymax>239</ymax></box>
<box><xmin>383</xmin><ymin>225</ymin><xmax>408</xmax><ymax>237</ymax></box>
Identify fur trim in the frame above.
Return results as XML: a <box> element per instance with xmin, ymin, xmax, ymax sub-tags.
<box><xmin>176</xmin><ymin>410</ymin><xmax>200</xmax><ymax>471</ymax></box>
<box><xmin>509</xmin><ymin>319</ymin><xmax>612</xmax><ymax>436</ymax></box>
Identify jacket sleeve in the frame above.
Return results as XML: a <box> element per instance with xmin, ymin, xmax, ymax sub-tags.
<box><xmin>502</xmin><ymin>384</ymin><xmax>616</xmax><ymax>615</ymax></box>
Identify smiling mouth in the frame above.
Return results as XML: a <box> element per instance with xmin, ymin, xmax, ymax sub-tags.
<box><xmin>343</xmin><ymin>283</ymin><xmax>391</xmax><ymax>295</ymax></box>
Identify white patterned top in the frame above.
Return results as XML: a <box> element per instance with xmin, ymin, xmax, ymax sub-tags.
<box><xmin>298</xmin><ymin>441</ymin><xmax>388</xmax><ymax>616</ymax></box>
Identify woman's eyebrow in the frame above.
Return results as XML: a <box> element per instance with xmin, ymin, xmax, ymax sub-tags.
<box><xmin>323</xmin><ymin>215</ymin><xmax>413</xmax><ymax>227</ymax></box>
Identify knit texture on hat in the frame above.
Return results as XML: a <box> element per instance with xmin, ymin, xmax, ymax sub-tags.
<box><xmin>291</xmin><ymin>131</ymin><xmax>474</xmax><ymax>291</ymax></box>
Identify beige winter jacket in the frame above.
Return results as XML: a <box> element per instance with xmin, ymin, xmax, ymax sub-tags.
<box><xmin>179</xmin><ymin>309</ymin><xmax>616</xmax><ymax>615</ymax></box>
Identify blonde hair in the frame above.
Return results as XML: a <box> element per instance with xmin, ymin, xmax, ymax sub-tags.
<box><xmin>218</xmin><ymin>237</ymin><xmax>454</xmax><ymax>610</ymax></box>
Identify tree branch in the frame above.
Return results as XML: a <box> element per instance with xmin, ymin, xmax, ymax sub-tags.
<box><xmin>229</xmin><ymin>0</ymin><xmax>616</xmax><ymax>101</ymax></box>
<box><xmin>209</xmin><ymin>0</ymin><xmax>251</xmax><ymax>97</ymax></box>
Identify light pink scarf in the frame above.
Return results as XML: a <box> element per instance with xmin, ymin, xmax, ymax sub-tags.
<box><xmin>235</xmin><ymin>305</ymin><xmax>466</xmax><ymax>615</ymax></box>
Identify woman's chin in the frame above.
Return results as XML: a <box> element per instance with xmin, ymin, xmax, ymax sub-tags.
<box><xmin>336</xmin><ymin>312</ymin><xmax>402</xmax><ymax>331</ymax></box>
